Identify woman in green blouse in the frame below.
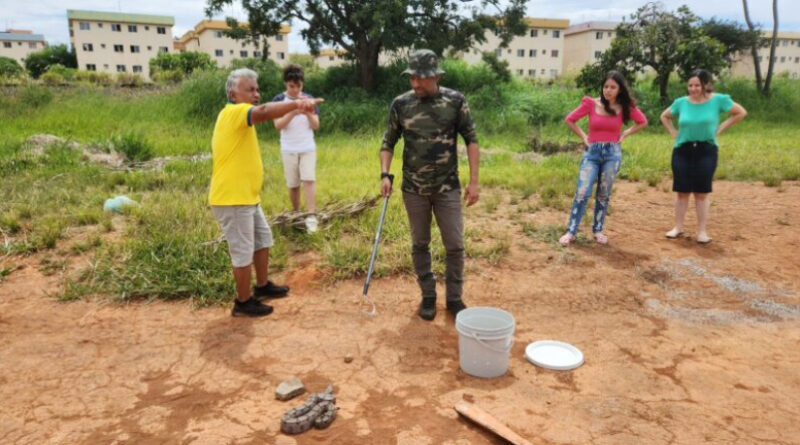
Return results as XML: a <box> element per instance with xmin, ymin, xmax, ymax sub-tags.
<box><xmin>660</xmin><ymin>70</ymin><xmax>747</xmax><ymax>244</ymax></box>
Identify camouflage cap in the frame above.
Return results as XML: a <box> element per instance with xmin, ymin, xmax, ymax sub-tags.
<box><xmin>402</xmin><ymin>49</ymin><xmax>445</xmax><ymax>77</ymax></box>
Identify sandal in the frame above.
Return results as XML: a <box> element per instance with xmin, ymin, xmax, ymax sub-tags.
<box><xmin>558</xmin><ymin>233</ymin><xmax>576</xmax><ymax>246</ymax></box>
<box><xmin>697</xmin><ymin>234</ymin><xmax>712</xmax><ymax>244</ymax></box>
<box><xmin>594</xmin><ymin>232</ymin><xmax>608</xmax><ymax>244</ymax></box>
<box><xmin>665</xmin><ymin>228</ymin><xmax>684</xmax><ymax>239</ymax></box>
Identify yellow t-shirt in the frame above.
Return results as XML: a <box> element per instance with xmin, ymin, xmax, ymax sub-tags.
<box><xmin>208</xmin><ymin>103</ymin><xmax>263</xmax><ymax>205</ymax></box>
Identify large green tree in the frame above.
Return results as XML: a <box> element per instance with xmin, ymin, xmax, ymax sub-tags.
<box><xmin>24</xmin><ymin>44</ymin><xmax>77</xmax><ymax>79</ymax></box>
<box><xmin>205</xmin><ymin>0</ymin><xmax>528</xmax><ymax>91</ymax></box>
<box><xmin>577</xmin><ymin>3</ymin><xmax>727</xmax><ymax>103</ymax></box>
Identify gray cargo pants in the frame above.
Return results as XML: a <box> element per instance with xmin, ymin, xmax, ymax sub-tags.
<box><xmin>402</xmin><ymin>189</ymin><xmax>464</xmax><ymax>302</ymax></box>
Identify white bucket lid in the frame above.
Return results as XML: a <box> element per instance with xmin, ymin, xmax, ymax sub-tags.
<box><xmin>524</xmin><ymin>340</ymin><xmax>584</xmax><ymax>371</ymax></box>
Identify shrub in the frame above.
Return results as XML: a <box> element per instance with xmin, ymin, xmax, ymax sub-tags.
<box><xmin>151</xmin><ymin>69</ymin><xmax>184</xmax><ymax>84</ymax></box>
<box><xmin>116</xmin><ymin>73</ymin><xmax>144</xmax><ymax>87</ymax></box>
<box><xmin>23</xmin><ymin>44</ymin><xmax>76</xmax><ymax>78</ymax></box>
<box><xmin>150</xmin><ymin>51</ymin><xmax>215</xmax><ymax>76</ymax></box>
<box><xmin>178</xmin><ymin>69</ymin><xmax>228</xmax><ymax>122</ymax></box>
<box><xmin>112</xmin><ymin>132</ymin><xmax>154</xmax><ymax>162</ymax></box>
<box><xmin>40</xmin><ymin>72</ymin><xmax>65</xmax><ymax>86</ymax></box>
<box><xmin>73</xmin><ymin>70</ymin><xmax>113</xmax><ymax>86</ymax></box>
<box><xmin>45</xmin><ymin>63</ymin><xmax>76</xmax><ymax>81</ymax></box>
<box><xmin>0</xmin><ymin>56</ymin><xmax>24</xmax><ymax>78</ymax></box>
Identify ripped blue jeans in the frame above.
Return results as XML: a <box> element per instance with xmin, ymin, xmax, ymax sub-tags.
<box><xmin>566</xmin><ymin>142</ymin><xmax>622</xmax><ymax>235</ymax></box>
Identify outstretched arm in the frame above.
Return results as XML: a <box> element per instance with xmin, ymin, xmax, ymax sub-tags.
<box><xmin>252</xmin><ymin>98</ymin><xmax>323</xmax><ymax>125</ymax></box>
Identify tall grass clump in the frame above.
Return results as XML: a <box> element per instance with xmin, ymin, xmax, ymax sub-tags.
<box><xmin>178</xmin><ymin>70</ymin><xmax>228</xmax><ymax>122</ymax></box>
<box><xmin>112</xmin><ymin>131</ymin><xmax>154</xmax><ymax>162</ymax></box>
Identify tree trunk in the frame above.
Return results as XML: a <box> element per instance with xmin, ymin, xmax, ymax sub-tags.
<box><xmin>741</xmin><ymin>0</ymin><xmax>763</xmax><ymax>91</ymax></box>
<box><xmin>658</xmin><ymin>70</ymin><xmax>671</xmax><ymax>104</ymax></box>
<box><xmin>763</xmin><ymin>0</ymin><xmax>779</xmax><ymax>96</ymax></box>
<box><xmin>356</xmin><ymin>42</ymin><xmax>381</xmax><ymax>91</ymax></box>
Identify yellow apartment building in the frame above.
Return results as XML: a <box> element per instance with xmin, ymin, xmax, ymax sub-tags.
<box><xmin>731</xmin><ymin>32</ymin><xmax>800</xmax><ymax>80</ymax></box>
<box><xmin>460</xmin><ymin>17</ymin><xmax>571</xmax><ymax>79</ymax></box>
<box><xmin>67</xmin><ymin>10</ymin><xmax>174</xmax><ymax>79</ymax></box>
<box><xmin>0</xmin><ymin>30</ymin><xmax>47</xmax><ymax>66</ymax></box>
<box><xmin>175</xmin><ymin>20</ymin><xmax>290</xmax><ymax>67</ymax></box>
<box><xmin>563</xmin><ymin>21</ymin><xmax>618</xmax><ymax>75</ymax></box>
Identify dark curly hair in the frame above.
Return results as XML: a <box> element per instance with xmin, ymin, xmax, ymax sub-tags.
<box><xmin>689</xmin><ymin>69</ymin><xmax>714</xmax><ymax>93</ymax></box>
<box><xmin>283</xmin><ymin>64</ymin><xmax>304</xmax><ymax>83</ymax></box>
<box><xmin>600</xmin><ymin>70</ymin><xmax>636</xmax><ymax>124</ymax></box>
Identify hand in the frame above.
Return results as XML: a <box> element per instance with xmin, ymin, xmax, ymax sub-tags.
<box><xmin>297</xmin><ymin>98</ymin><xmax>324</xmax><ymax>113</ymax></box>
<box><xmin>464</xmin><ymin>182</ymin><xmax>479</xmax><ymax>207</ymax></box>
<box><xmin>620</xmin><ymin>130</ymin><xmax>628</xmax><ymax>143</ymax></box>
<box><xmin>381</xmin><ymin>177</ymin><xmax>392</xmax><ymax>197</ymax></box>
<box><xmin>669</xmin><ymin>129</ymin><xmax>678</xmax><ymax>140</ymax></box>
<box><xmin>581</xmin><ymin>135</ymin><xmax>590</xmax><ymax>148</ymax></box>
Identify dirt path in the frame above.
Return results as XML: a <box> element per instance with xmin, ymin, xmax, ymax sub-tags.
<box><xmin>1</xmin><ymin>181</ymin><xmax>799</xmax><ymax>445</ymax></box>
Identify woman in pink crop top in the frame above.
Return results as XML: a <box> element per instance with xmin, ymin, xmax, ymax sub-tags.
<box><xmin>559</xmin><ymin>71</ymin><xmax>648</xmax><ymax>246</ymax></box>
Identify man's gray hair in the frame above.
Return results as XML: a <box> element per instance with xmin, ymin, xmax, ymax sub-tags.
<box><xmin>226</xmin><ymin>68</ymin><xmax>258</xmax><ymax>101</ymax></box>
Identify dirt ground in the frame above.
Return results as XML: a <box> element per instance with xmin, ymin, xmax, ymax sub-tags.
<box><xmin>1</xmin><ymin>180</ymin><xmax>799</xmax><ymax>445</ymax></box>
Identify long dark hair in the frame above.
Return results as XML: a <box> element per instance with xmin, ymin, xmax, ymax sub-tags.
<box><xmin>689</xmin><ymin>69</ymin><xmax>713</xmax><ymax>94</ymax></box>
<box><xmin>600</xmin><ymin>70</ymin><xmax>635</xmax><ymax>123</ymax></box>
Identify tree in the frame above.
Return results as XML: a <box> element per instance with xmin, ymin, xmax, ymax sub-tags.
<box><xmin>205</xmin><ymin>0</ymin><xmax>529</xmax><ymax>91</ymax></box>
<box><xmin>577</xmin><ymin>3</ymin><xmax>727</xmax><ymax>103</ymax></box>
<box><xmin>742</xmin><ymin>0</ymin><xmax>779</xmax><ymax>96</ymax></box>
<box><xmin>0</xmin><ymin>56</ymin><xmax>25</xmax><ymax>78</ymax></box>
<box><xmin>700</xmin><ymin>18</ymin><xmax>764</xmax><ymax>66</ymax></box>
<box><xmin>149</xmin><ymin>51</ymin><xmax>216</xmax><ymax>76</ymax></box>
<box><xmin>24</xmin><ymin>44</ymin><xmax>77</xmax><ymax>78</ymax></box>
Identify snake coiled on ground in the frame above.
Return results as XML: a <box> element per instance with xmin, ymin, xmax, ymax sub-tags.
<box><xmin>280</xmin><ymin>385</ymin><xmax>338</xmax><ymax>434</ymax></box>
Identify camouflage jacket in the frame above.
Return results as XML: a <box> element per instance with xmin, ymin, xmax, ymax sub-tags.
<box><xmin>380</xmin><ymin>87</ymin><xmax>478</xmax><ymax>195</ymax></box>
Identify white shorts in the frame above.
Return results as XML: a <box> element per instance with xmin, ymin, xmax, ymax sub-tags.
<box><xmin>211</xmin><ymin>205</ymin><xmax>274</xmax><ymax>268</ymax></box>
<box><xmin>281</xmin><ymin>151</ymin><xmax>316</xmax><ymax>188</ymax></box>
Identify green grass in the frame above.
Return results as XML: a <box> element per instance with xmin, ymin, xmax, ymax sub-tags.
<box><xmin>1</xmin><ymin>80</ymin><xmax>798</xmax><ymax>305</ymax></box>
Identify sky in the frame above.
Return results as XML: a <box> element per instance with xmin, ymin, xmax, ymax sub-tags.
<box><xmin>1</xmin><ymin>0</ymin><xmax>798</xmax><ymax>53</ymax></box>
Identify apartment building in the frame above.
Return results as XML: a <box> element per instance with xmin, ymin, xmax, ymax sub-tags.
<box><xmin>0</xmin><ymin>30</ymin><xmax>47</xmax><ymax>66</ymax></box>
<box><xmin>68</xmin><ymin>10</ymin><xmax>174</xmax><ymax>79</ymax></box>
<box><xmin>315</xmin><ymin>48</ymin><xmax>347</xmax><ymax>69</ymax></box>
<box><xmin>176</xmin><ymin>20</ymin><xmax>290</xmax><ymax>67</ymax></box>
<box><xmin>731</xmin><ymin>32</ymin><xmax>800</xmax><ymax>80</ymax></box>
<box><xmin>461</xmin><ymin>17</ymin><xmax>570</xmax><ymax>79</ymax></box>
<box><xmin>563</xmin><ymin>21</ymin><xmax>618</xmax><ymax>74</ymax></box>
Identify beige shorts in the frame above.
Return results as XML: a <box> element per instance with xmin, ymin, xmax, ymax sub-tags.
<box><xmin>281</xmin><ymin>151</ymin><xmax>316</xmax><ymax>188</ymax></box>
<box><xmin>211</xmin><ymin>205</ymin><xmax>274</xmax><ymax>268</ymax></box>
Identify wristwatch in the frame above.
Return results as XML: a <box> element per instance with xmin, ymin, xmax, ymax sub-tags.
<box><xmin>381</xmin><ymin>172</ymin><xmax>391</xmax><ymax>180</ymax></box>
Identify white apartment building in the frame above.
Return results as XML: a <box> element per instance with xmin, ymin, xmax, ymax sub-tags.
<box><xmin>0</xmin><ymin>30</ymin><xmax>47</xmax><ymax>66</ymax></box>
<box><xmin>460</xmin><ymin>18</ymin><xmax>571</xmax><ymax>79</ymax></box>
<box><xmin>314</xmin><ymin>48</ymin><xmax>347</xmax><ymax>69</ymax></box>
<box><xmin>563</xmin><ymin>21</ymin><xmax>618</xmax><ymax>74</ymax></box>
<box><xmin>175</xmin><ymin>20</ymin><xmax>290</xmax><ymax>67</ymax></box>
<box><xmin>67</xmin><ymin>10</ymin><xmax>174</xmax><ymax>79</ymax></box>
<box><xmin>731</xmin><ymin>32</ymin><xmax>800</xmax><ymax>80</ymax></box>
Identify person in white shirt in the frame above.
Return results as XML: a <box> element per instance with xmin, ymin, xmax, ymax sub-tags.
<box><xmin>272</xmin><ymin>64</ymin><xmax>321</xmax><ymax>233</ymax></box>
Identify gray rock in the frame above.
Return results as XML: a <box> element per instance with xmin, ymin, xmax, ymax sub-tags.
<box><xmin>276</xmin><ymin>377</ymin><xmax>305</xmax><ymax>401</ymax></box>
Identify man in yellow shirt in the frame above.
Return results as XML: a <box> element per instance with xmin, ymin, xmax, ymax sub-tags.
<box><xmin>210</xmin><ymin>68</ymin><xmax>323</xmax><ymax>317</ymax></box>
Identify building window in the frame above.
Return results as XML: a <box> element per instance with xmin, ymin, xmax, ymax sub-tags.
<box><xmin>133</xmin><ymin>65</ymin><xmax>143</xmax><ymax>73</ymax></box>
<box><xmin>594</xmin><ymin>51</ymin><xmax>601</xmax><ymax>59</ymax></box>
<box><xmin>145</xmin><ymin>26</ymin><xmax>150</xmax><ymax>31</ymax></box>
<box><xmin>550</xmin><ymin>69</ymin><xmax>558</xmax><ymax>77</ymax></box>
<box><xmin>517</xmin><ymin>69</ymin><xmax>523</xmax><ymax>75</ymax></box>
<box><xmin>116</xmin><ymin>65</ymin><xmax>126</xmax><ymax>72</ymax></box>
<box><xmin>215</xmin><ymin>49</ymin><xmax>223</xmax><ymax>57</ymax></box>
<box><xmin>83</xmin><ymin>43</ymin><xmax>93</xmax><ymax>52</ymax></box>
<box><xmin>157</xmin><ymin>26</ymin><xmax>166</xmax><ymax>34</ymax></box>
<box><xmin>541</xmin><ymin>68</ymin><xmax>545</xmax><ymax>75</ymax></box>
<box><xmin>795</xmin><ymin>57</ymin><xmax>799</xmax><ymax>63</ymax></box>
<box><xmin>551</xmin><ymin>50</ymin><xmax>559</xmax><ymax>57</ymax></box>
<box><xmin>79</xmin><ymin>22</ymin><xmax>90</xmax><ymax>30</ymax></box>
<box><xmin>29</xmin><ymin>42</ymin><xmax>38</xmax><ymax>49</ymax></box>
<box><xmin>529</xmin><ymin>49</ymin><xmax>536</xmax><ymax>57</ymax></box>
<box><xmin>86</xmin><ymin>64</ymin><xmax>96</xmax><ymax>71</ymax></box>
<box><xmin>495</xmin><ymin>48</ymin><xmax>502</xmax><ymax>57</ymax></box>
<box><xmin>543</xmin><ymin>29</ymin><xmax>548</xmax><ymax>35</ymax></box>
<box><xmin>782</xmin><ymin>40</ymin><xmax>788</xmax><ymax>46</ymax></box>
<box><xmin>159</xmin><ymin>47</ymin><xmax>168</xmax><ymax>53</ymax></box>
<box><xmin>329</xmin><ymin>56</ymin><xmax>334</xmax><ymax>61</ymax></box>
<box><xmin>240</xmin><ymin>50</ymin><xmax>248</xmax><ymax>57</ymax></box>
<box><xmin>528</xmin><ymin>69</ymin><xmax>535</xmax><ymax>77</ymax></box>
<box><xmin>516</xmin><ymin>49</ymin><xmax>524</xmax><ymax>57</ymax></box>
<box><xmin>780</xmin><ymin>56</ymin><xmax>786</xmax><ymax>63</ymax></box>
<box><xmin>553</xmin><ymin>30</ymin><xmax>560</xmax><ymax>38</ymax></box>
<box><xmin>112</xmin><ymin>24</ymin><xmax>121</xmax><ymax>32</ymax></box>
<box><xmin>114</xmin><ymin>44</ymin><xmax>124</xmax><ymax>53</ymax></box>
<box><xmin>70</xmin><ymin>30</ymin><xmax>73</xmax><ymax>37</ymax></box>
<box><xmin>98</xmin><ymin>23</ymin><xmax>103</xmax><ymax>28</ymax></box>
<box><xmin>276</xmin><ymin>34</ymin><xmax>283</xmax><ymax>41</ymax></box>
<box><xmin>254</xmin><ymin>51</ymin><xmax>262</xmax><ymax>58</ymax></box>
<box><xmin>530</xmin><ymin>29</ymin><xmax>538</xmax><ymax>37</ymax></box>
<box><xmin>103</xmin><ymin>64</ymin><xmax>109</xmax><ymax>68</ymax></box>
<box><xmin>608</xmin><ymin>32</ymin><xmax>613</xmax><ymax>37</ymax></box>
<box><xmin>130</xmin><ymin>45</ymin><xmax>140</xmax><ymax>53</ymax></box>
<box><xmin>147</xmin><ymin>46</ymin><xmax>152</xmax><ymax>51</ymax></box>
<box><xmin>215</xmin><ymin>31</ymin><xmax>223</xmax><ymax>38</ymax></box>
<box><xmin>128</xmin><ymin>25</ymin><xmax>137</xmax><ymax>32</ymax></box>
<box><xmin>101</xmin><ymin>43</ymin><xmax>106</xmax><ymax>49</ymax></box>
<box><xmin>596</xmin><ymin>31</ymin><xmax>603</xmax><ymax>40</ymax></box>
<box><xmin>278</xmin><ymin>52</ymin><xmax>285</xmax><ymax>60</ymax></box>
<box><xmin>2</xmin><ymin>42</ymin><xmax>10</xmax><ymax>48</ymax></box>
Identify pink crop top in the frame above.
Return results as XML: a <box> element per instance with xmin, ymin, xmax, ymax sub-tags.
<box><xmin>565</xmin><ymin>96</ymin><xmax>647</xmax><ymax>143</ymax></box>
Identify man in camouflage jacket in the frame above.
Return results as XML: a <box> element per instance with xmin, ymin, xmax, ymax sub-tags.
<box><xmin>380</xmin><ymin>49</ymin><xmax>480</xmax><ymax>321</ymax></box>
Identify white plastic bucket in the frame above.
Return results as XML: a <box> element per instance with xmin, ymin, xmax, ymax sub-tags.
<box><xmin>455</xmin><ymin>307</ymin><xmax>515</xmax><ymax>378</ymax></box>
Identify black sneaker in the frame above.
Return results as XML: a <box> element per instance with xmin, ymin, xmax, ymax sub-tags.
<box><xmin>253</xmin><ymin>280</ymin><xmax>290</xmax><ymax>299</ymax></box>
<box><xmin>231</xmin><ymin>297</ymin><xmax>274</xmax><ymax>317</ymax></box>
<box><xmin>446</xmin><ymin>299</ymin><xmax>467</xmax><ymax>317</ymax></box>
<box><xmin>418</xmin><ymin>297</ymin><xmax>437</xmax><ymax>321</ymax></box>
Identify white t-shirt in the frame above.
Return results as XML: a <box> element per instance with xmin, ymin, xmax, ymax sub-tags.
<box><xmin>272</xmin><ymin>92</ymin><xmax>318</xmax><ymax>153</ymax></box>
